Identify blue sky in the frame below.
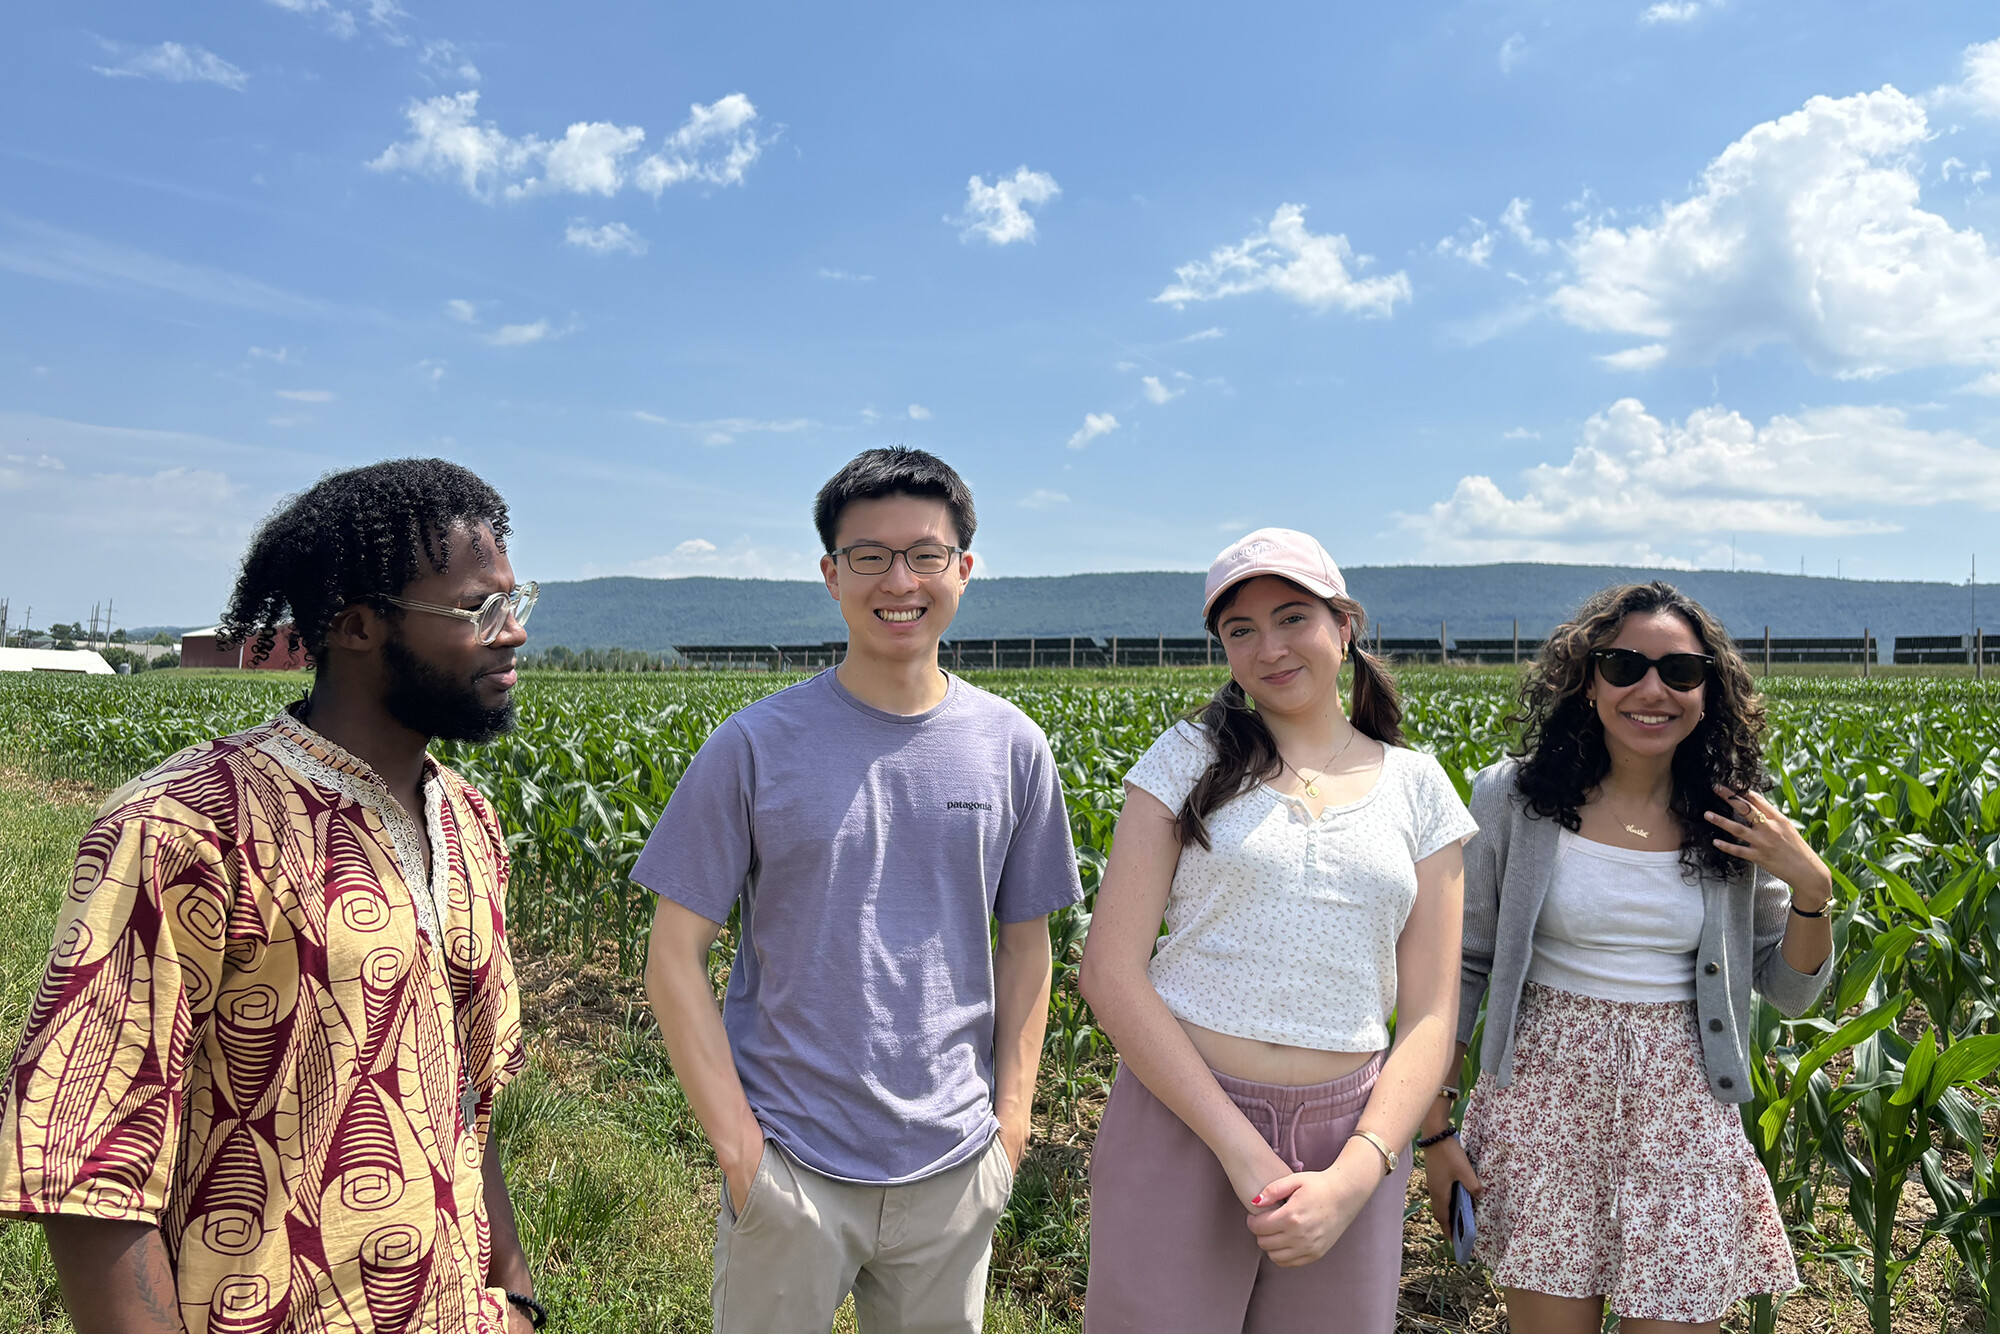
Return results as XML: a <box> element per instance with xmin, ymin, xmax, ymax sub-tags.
<box><xmin>6</xmin><ymin>0</ymin><xmax>2000</xmax><ymax>628</ymax></box>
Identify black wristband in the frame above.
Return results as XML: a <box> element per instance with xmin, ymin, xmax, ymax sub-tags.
<box><xmin>1789</xmin><ymin>900</ymin><xmax>1828</xmax><ymax>918</ymax></box>
<box><xmin>506</xmin><ymin>1292</ymin><xmax>548</xmax><ymax>1329</ymax></box>
<box><xmin>1416</xmin><ymin>1127</ymin><xmax>1458</xmax><ymax>1149</ymax></box>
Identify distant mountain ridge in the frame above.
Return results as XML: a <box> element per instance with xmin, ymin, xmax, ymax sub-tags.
<box><xmin>528</xmin><ymin>565</ymin><xmax>1988</xmax><ymax>656</ymax></box>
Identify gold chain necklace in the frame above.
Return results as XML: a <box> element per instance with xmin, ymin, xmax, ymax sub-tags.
<box><xmin>1601</xmin><ymin>789</ymin><xmax>1659</xmax><ymax>840</ymax></box>
<box><xmin>1282</xmin><ymin>725</ymin><xmax>1359</xmax><ymax>799</ymax></box>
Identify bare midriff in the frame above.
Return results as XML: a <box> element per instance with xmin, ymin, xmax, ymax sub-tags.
<box><xmin>1179</xmin><ymin>1017</ymin><xmax>1380</xmax><ymax>1086</ymax></box>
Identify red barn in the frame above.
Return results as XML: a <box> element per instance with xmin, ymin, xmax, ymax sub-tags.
<box><xmin>180</xmin><ymin>626</ymin><xmax>313</xmax><ymax>671</ymax></box>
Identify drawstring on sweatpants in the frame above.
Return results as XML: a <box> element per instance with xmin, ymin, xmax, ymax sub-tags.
<box><xmin>1245</xmin><ymin>1096</ymin><xmax>1314</xmax><ymax>1172</ymax></box>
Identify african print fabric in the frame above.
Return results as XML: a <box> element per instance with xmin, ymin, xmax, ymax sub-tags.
<box><xmin>0</xmin><ymin>708</ymin><xmax>525</xmax><ymax>1333</ymax></box>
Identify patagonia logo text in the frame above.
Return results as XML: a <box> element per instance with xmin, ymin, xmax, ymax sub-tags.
<box><xmin>945</xmin><ymin>800</ymin><xmax>994</xmax><ymax>811</ymax></box>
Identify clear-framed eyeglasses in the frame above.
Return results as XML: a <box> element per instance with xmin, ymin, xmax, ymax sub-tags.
<box><xmin>832</xmin><ymin>543</ymin><xmax>964</xmax><ymax>576</ymax></box>
<box><xmin>382</xmin><ymin>582</ymin><xmax>538</xmax><ymax>645</ymax></box>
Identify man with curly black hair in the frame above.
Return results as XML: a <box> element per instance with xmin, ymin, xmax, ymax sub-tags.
<box><xmin>0</xmin><ymin>459</ymin><xmax>547</xmax><ymax>1334</ymax></box>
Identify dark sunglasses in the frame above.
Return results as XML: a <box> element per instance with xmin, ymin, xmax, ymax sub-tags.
<box><xmin>1591</xmin><ymin>647</ymin><xmax>1714</xmax><ymax>692</ymax></box>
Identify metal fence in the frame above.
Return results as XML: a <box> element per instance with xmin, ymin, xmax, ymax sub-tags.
<box><xmin>669</xmin><ymin>627</ymin><xmax>1990</xmax><ymax>675</ymax></box>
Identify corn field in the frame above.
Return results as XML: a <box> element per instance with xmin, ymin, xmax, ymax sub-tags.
<box><xmin>2</xmin><ymin>668</ymin><xmax>1997</xmax><ymax>1333</ymax></box>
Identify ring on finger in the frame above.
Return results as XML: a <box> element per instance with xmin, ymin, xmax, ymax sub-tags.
<box><xmin>1749</xmin><ymin>810</ymin><xmax>1769</xmax><ymax>825</ymax></box>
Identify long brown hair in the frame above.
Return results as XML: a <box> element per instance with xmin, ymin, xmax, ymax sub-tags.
<box><xmin>1509</xmin><ymin>581</ymin><xmax>1768</xmax><ymax>879</ymax></box>
<box><xmin>1175</xmin><ymin>577</ymin><xmax>1405</xmax><ymax>850</ymax></box>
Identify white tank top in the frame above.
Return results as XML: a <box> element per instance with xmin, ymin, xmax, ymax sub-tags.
<box><xmin>1123</xmin><ymin>722</ymin><xmax>1479</xmax><ymax>1052</ymax></box>
<box><xmin>1525</xmin><ymin>828</ymin><xmax>1704</xmax><ymax>1003</ymax></box>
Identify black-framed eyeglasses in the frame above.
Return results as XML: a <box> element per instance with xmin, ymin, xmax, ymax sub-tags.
<box><xmin>832</xmin><ymin>543</ymin><xmax>964</xmax><ymax>576</ymax></box>
<box><xmin>1591</xmin><ymin>647</ymin><xmax>1714</xmax><ymax>692</ymax></box>
<box><xmin>382</xmin><ymin>582</ymin><xmax>538</xmax><ymax>646</ymax></box>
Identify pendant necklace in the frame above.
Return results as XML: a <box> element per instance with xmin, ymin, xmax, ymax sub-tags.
<box><xmin>1284</xmin><ymin>725</ymin><xmax>1359</xmax><ymax>798</ymax></box>
<box><xmin>1603</xmin><ymin>791</ymin><xmax>1655</xmax><ymax>839</ymax></box>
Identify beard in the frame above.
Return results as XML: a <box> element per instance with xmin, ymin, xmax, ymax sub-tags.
<box><xmin>381</xmin><ymin>635</ymin><xmax>516</xmax><ymax>744</ymax></box>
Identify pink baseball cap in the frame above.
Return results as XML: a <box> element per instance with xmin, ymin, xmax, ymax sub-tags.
<box><xmin>1203</xmin><ymin>527</ymin><xmax>1348</xmax><ymax>621</ymax></box>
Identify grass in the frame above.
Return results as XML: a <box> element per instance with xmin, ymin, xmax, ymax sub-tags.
<box><xmin>0</xmin><ymin>668</ymin><xmax>1989</xmax><ymax>1332</ymax></box>
<box><xmin>0</xmin><ymin>771</ymin><xmax>1073</xmax><ymax>1333</ymax></box>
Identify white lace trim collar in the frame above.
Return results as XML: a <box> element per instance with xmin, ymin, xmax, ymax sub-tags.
<box><xmin>256</xmin><ymin>712</ymin><xmax>450</xmax><ymax>946</ymax></box>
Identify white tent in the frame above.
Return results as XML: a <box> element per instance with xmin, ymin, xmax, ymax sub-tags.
<box><xmin>0</xmin><ymin>647</ymin><xmax>116</xmax><ymax>675</ymax></box>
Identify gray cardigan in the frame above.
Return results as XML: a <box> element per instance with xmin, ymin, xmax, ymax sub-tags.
<box><xmin>1459</xmin><ymin>758</ymin><xmax>1831</xmax><ymax>1104</ymax></box>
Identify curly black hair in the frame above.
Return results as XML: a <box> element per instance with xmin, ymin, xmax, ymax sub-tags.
<box><xmin>220</xmin><ymin>459</ymin><xmax>510</xmax><ymax>667</ymax></box>
<box><xmin>1509</xmin><ymin>581</ymin><xmax>1768</xmax><ymax>880</ymax></box>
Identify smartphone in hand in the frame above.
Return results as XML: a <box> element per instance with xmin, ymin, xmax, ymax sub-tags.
<box><xmin>1449</xmin><ymin>1181</ymin><xmax>1476</xmax><ymax>1265</ymax></box>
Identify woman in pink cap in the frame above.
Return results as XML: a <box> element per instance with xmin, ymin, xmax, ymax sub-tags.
<box><xmin>1079</xmin><ymin>528</ymin><xmax>1476</xmax><ymax>1332</ymax></box>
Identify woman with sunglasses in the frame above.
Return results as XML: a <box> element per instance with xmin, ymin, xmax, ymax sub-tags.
<box><xmin>1421</xmin><ymin>582</ymin><xmax>1832</xmax><ymax>1334</ymax></box>
<box><xmin>1080</xmin><ymin>529</ymin><xmax>1475</xmax><ymax>1332</ymax></box>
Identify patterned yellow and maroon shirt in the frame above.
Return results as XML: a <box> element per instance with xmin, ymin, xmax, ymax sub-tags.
<box><xmin>0</xmin><ymin>709</ymin><xmax>525</xmax><ymax>1334</ymax></box>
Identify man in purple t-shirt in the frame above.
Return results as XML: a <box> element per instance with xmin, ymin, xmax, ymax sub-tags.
<box><xmin>638</xmin><ymin>448</ymin><xmax>1083</xmax><ymax>1333</ymax></box>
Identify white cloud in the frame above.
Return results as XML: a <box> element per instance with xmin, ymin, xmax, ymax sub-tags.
<box><xmin>264</xmin><ymin>0</ymin><xmax>357</xmax><ymax>39</ymax></box>
<box><xmin>248</xmin><ymin>345</ymin><xmax>292</xmax><ymax>363</ymax></box>
<box><xmin>1641</xmin><ymin>2</ymin><xmax>1702</xmax><ymax>24</ymax></box>
<box><xmin>907</xmin><ymin>404</ymin><xmax>932</xmax><ymax>420</ymax></box>
<box><xmin>445</xmin><ymin>298</ymin><xmax>481</xmax><ymax>323</ymax></box>
<box><xmin>1155</xmin><ymin>204</ymin><xmax>1412</xmax><ymax>317</ymax></box>
<box><xmin>93</xmin><ymin>41</ymin><xmax>247</xmax><ymax>89</ymax></box>
<box><xmin>1499</xmin><ymin>197</ymin><xmax>1551</xmax><ymax>254</ymax></box>
<box><xmin>1502</xmin><ymin>426</ymin><xmax>1541</xmax><ymax>439</ymax></box>
<box><xmin>1553</xmin><ymin>86</ymin><xmax>2000</xmax><ymax>379</ymax></box>
<box><xmin>1178</xmin><ymin>326</ymin><xmax>1226</xmax><ymax>342</ymax></box>
<box><xmin>1141</xmin><ymin>375</ymin><xmax>1182</xmax><ymax>405</ymax></box>
<box><xmin>564</xmin><ymin>220</ymin><xmax>647</xmax><ymax>255</ymax></box>
<box><xmin>1437</xmin><ymin>220</ymin><xmax>1497</xmax><ymax>267</ymax></box>
<box><xmin>633</xmin><ymin>94</ymin><xmax>765</xmax><ymax>193</ymax></box>
<box><xmin>1499</xmin><ymin>34</ymin><xmax>1527</xmax><ymax>73</ymax></box>
<box><xmin>1066</xmin><ymin>412</ymin><xmax>1120</xmax><ymax>450</ymax></box>
<box><xmin>630</xmin><ymin>413</ymin><xmax>816</xmax><ymax>446</ymax></box>
<box><xmin>954</xmin><ymin>167</ymin><xmax>1061</xmax><ymax>245</ymax></box>
<box><xmin>370</xmin><ymin>92</ymin><xmax>764</xmax><ymax>202</ymax></box>
<box><xmin>534</xmin><ymin>122</ymin><xmax>648</xmax><ymax>196</ymax></box>
<box><xmin>1934</xmin><ymin>37</ymin><xmax>2000</xmax><ymax>117</ymax></box>
<box><xmin>818</xmin><ymin>267</ymin><xmax>874</xmax><ymax>282</ymax></box>
<box><xmin>274</xmin><ymin>389</ymin><xmax>334</xmax><ymax>402</ymax></box>
<box><xmin>486</xmin><ymin>320</ymin><xmax>552</xmax><ymax>346</ymax></box>
<box><xmin>417</xmin><ymin>359</ymin><xmax>445</xmax><ymax>385</ymax></box>
<box><xmin>1020</xmin><ymin>489</ymin><xmax>1070</xmax><ymax>509</ymax></box>
<box><xmin>619</xmin><ymin>535</ymin><xmax>813</xmax><ymax>579</ymax></box>
<box><xmin>1402</xmin><ymin>396</ymin><xmax>2000</xmax><ymax>563</ymax></box>
<box><xmin>420</xmin><ymin>39</ymin><xmax>479</xmax><ymax>83</ymax></box>
<box><xmin>1939</xmin><ymin>157</ymin><xmax>1993</xmax><ymax>186</ymax></box>
<box><xmin>0</xmin><ymin>217</ymin><xmax>363</xmax><ymax>321</ymax></box>
<box><xmin>1441</xmin><ymin>198</ymin><xmax>1550</xmax><ymax>269</ymax></box>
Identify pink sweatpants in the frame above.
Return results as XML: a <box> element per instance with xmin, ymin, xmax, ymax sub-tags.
<box><xmin>1084</xmin><ymin>1054</ymin><xmax>1410</xmax><ymax>1333</ymax></box>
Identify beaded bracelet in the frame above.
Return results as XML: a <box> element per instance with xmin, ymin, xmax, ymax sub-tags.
<box><xmin>506</xmin><ymin>1292</ymin><xmax>548</xmax><ymax>1330</ymax></box>
<box><xmin>1415</xmin><ymin>1127</ymin><xmax>1458</xmax><ymax>1150</ymax></box>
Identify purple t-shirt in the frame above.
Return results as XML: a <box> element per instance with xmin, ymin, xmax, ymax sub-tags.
<box><xmin>632</xmin><ymin>669</ymin><xmax>1083</xmax><ymax>1184</ymax></box>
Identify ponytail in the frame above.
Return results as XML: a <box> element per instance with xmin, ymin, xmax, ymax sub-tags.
<box><xmin>1175</xmin><ymin>678</ymin><xmax>1280</xmax><ymax>851</ymax></box>
<box><xmin>1346</xmin><ymin>644</ymin><xmax>1406</xmax><ymax>748</ymax></box>
<box><xmin>1174</xmin><ymin>591</ymin><xmax>1404</xmax><ymax>849</ymax></box>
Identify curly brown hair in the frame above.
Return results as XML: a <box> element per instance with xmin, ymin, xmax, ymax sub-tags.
<box><xmin>1510</xmin><ymin>581</ymin><xmax>1767</xmax><ymax>879</ymax></box>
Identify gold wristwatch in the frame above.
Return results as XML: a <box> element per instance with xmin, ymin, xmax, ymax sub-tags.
<box><xmin>1351</xmin><ymin>1130</ymin><xmax>1396</xmax><ymax>1176</ymax></box>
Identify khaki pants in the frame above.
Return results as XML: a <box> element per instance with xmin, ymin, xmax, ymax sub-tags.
<box><xmin>711</xmin><ymin>1135</ymin><xmax>1016</xmax><ymax>1334</ymax></box>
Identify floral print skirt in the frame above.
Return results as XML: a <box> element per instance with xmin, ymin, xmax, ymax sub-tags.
<box><xmin>1461</xmin><ymin>983</ymin><xmax>1799</xmax><ymax>1322</ymax></box>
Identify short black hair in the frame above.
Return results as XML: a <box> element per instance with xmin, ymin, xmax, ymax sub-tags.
<box><xmin>812</xmin><ymin>447</ymin><xmax>976</xmax><ymax>552</ymax></box>
<box><xmin>220</xmin><ymin>458</ymin><xmax>510</xmax><ymax>666</ymax></box>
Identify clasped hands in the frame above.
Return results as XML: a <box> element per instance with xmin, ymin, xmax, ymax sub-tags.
<box><xmin>1227</xmin><ymin>1143</ymin><xmax>1380</xmax><ymax>1268</ymax></box>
